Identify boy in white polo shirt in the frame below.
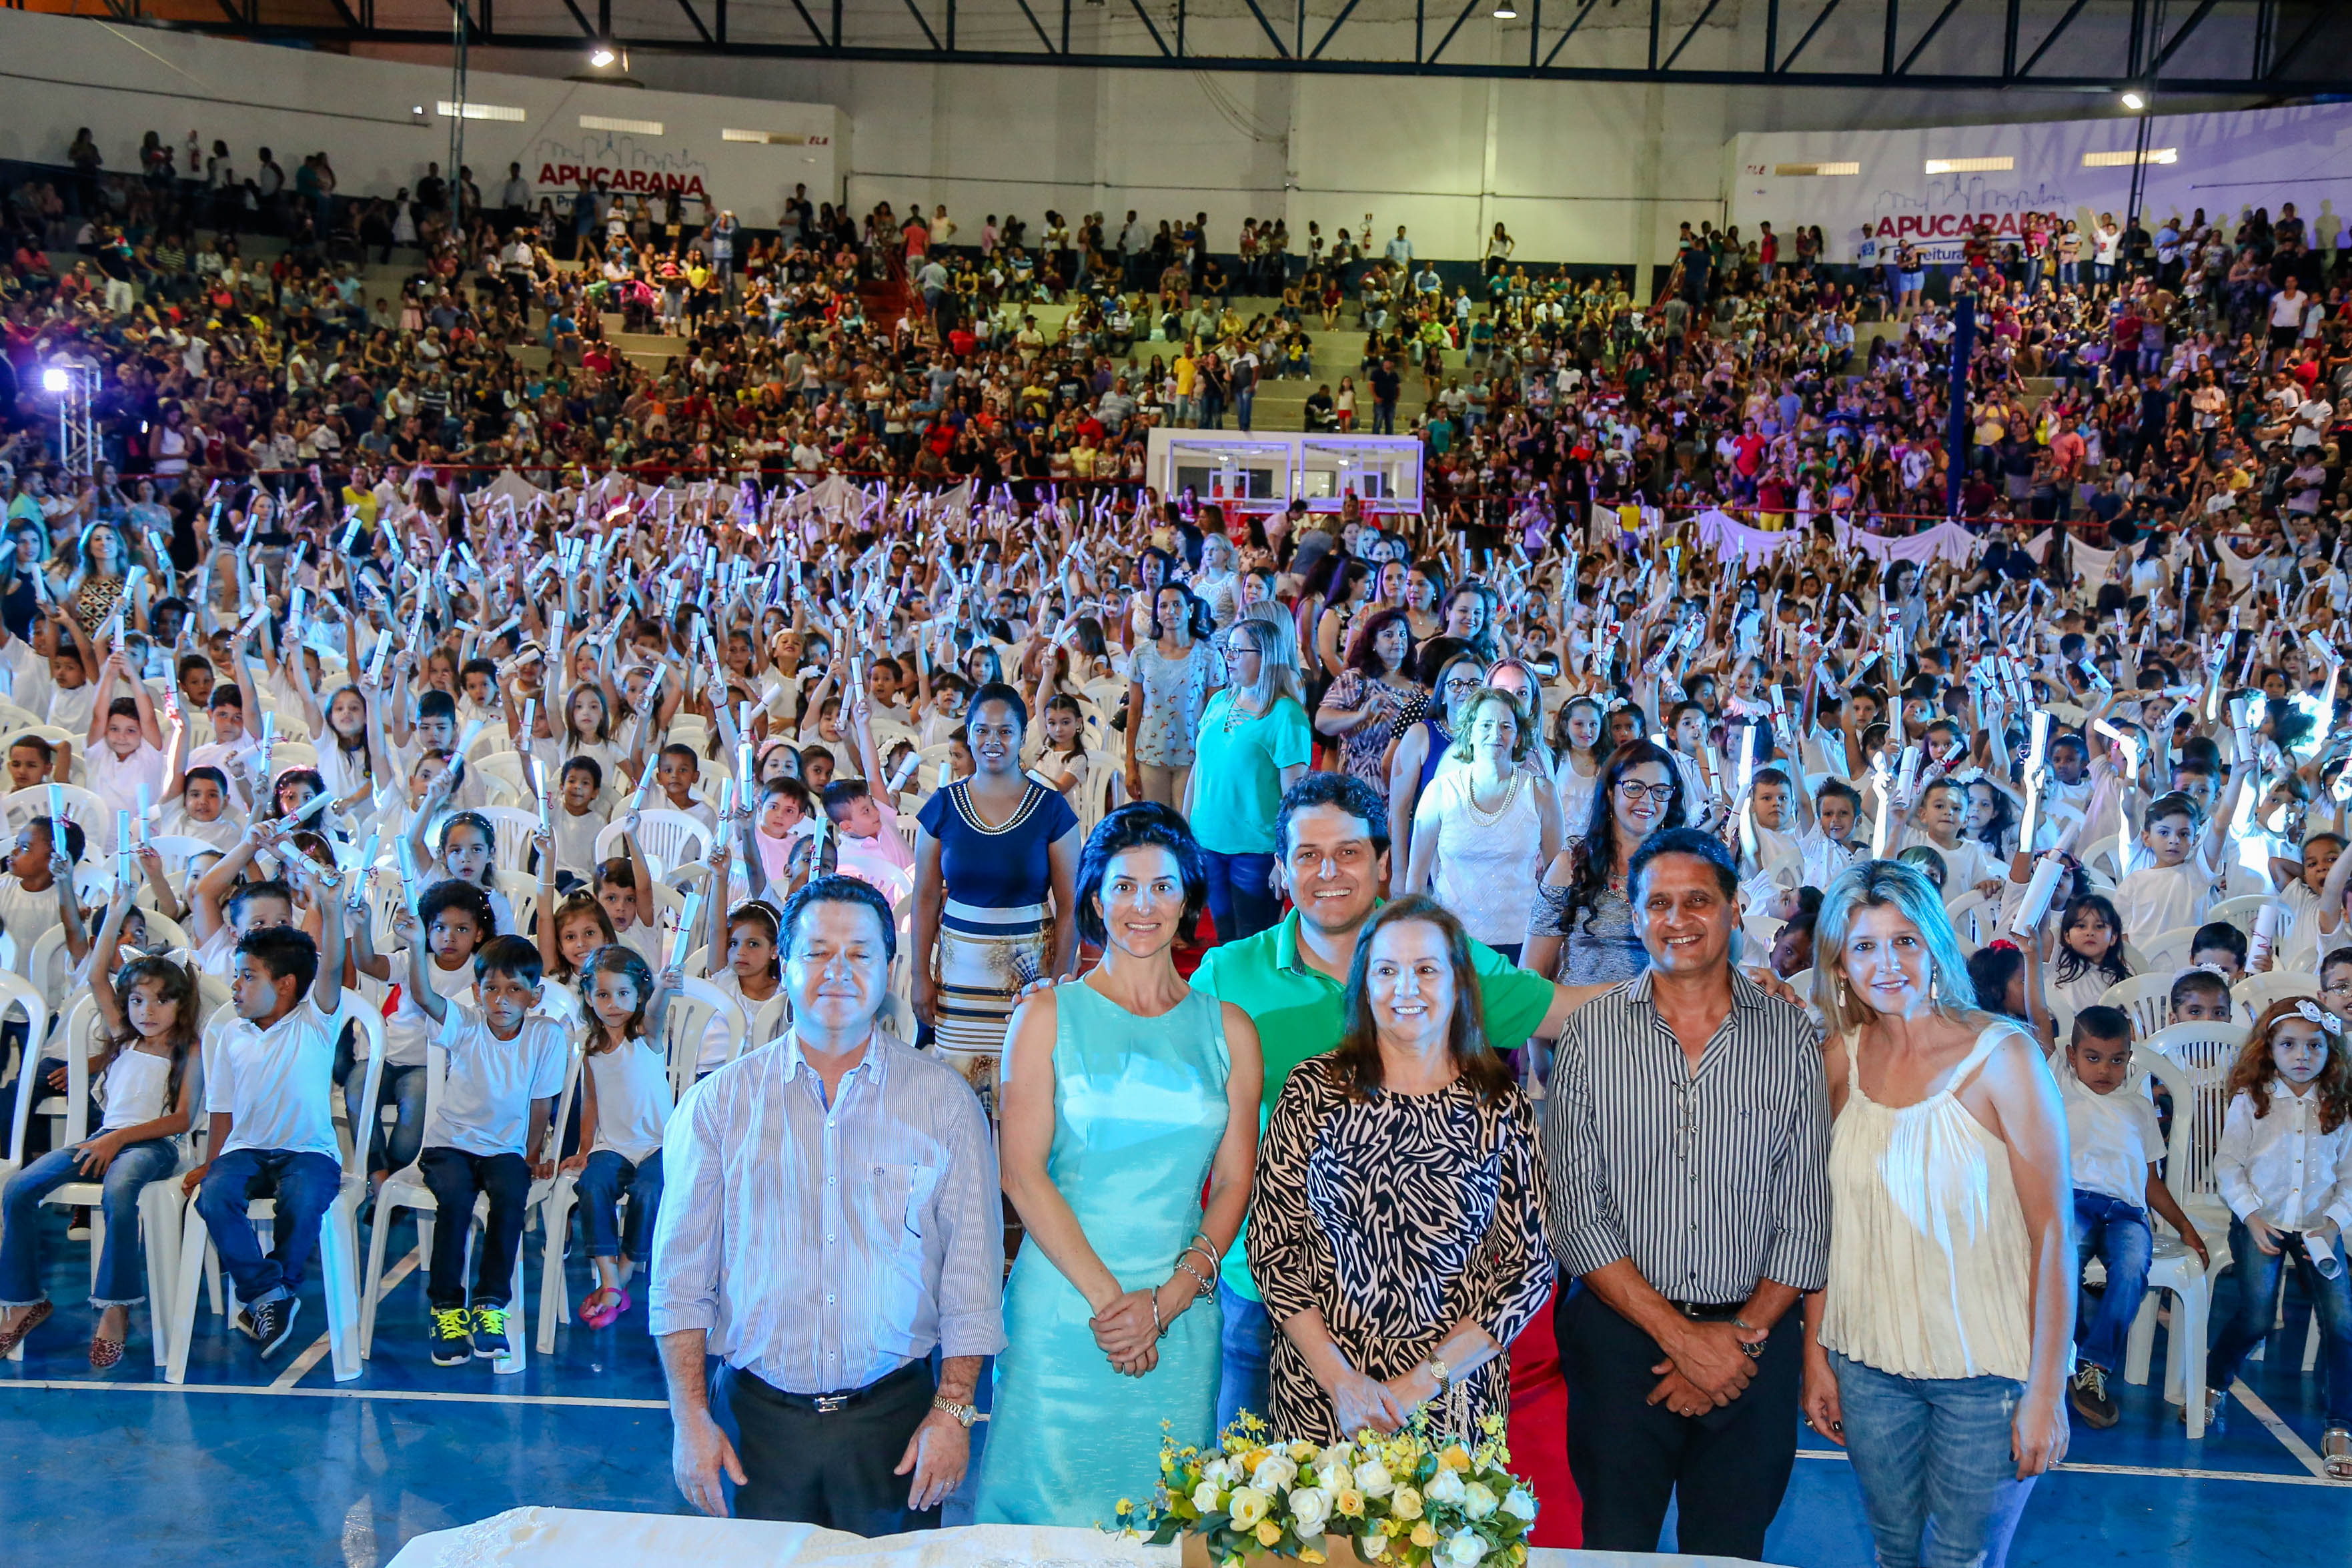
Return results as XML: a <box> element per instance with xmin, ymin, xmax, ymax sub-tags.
<box><xmin>396</xmin><ymin>919</ymin><xmax>568</xmax><ymax>1367</ymax></box>
<box><xmin>183</xmin><ymin>854</ymin><xmax>350</xmax><ymax>1358</ymax></box>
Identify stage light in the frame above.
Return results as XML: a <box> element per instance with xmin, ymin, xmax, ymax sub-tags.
<box><xmin>1491</xmin><ymin>1</ymin><xmax>1517</xmax><ymax>14</ymax></box>
<box><xmin>590</xmin><ymin>44</ymin><xmax>618</xmax><ymax>67</ymax></box>
<box><xmin>2121</xmin><ymin>91</ymin><xmax>2146</xmax><ymax>110</ymax></box>
<box><xmin>41</xmin><ymin>367</ymin><xmax>68</xmax><ymax>393</ymax></box>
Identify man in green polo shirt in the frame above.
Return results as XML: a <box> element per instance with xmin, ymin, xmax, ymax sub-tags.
<box><xmin>1192</xmin><ymin>770</ymin><xmax>1609</xmax><ymax>1429</ymax></box>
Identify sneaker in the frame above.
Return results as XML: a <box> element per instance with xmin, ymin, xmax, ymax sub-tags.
<box><xmin>250</xmin><ymin>1295</ymin><xmax>302</xmax><ymax>1358</ymax></box>
<box><xmin>231</xmin><ymin>1306</ymin><xmax>260</xmax><ymax>1342</ymax></box>
<box><xmin>2069</xmin><ymin>1363</ymin><xmax>2118</xmax><ymax>1428</ymax></box>
<box><xmin>470</xmin><ymin>1305</ymin><xmax>512</xmax><ymax>1362</ymax></box>
<box><xmin>430</xmin><ymin>1307</ymin><xmax>474</xmax><ymax>1366</ymax></box>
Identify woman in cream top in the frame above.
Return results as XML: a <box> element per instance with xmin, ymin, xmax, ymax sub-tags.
<box><xmin>1800</xmin><ymin>860</ymin><xmax>2074</xmax><ymax>1568</ymax></box>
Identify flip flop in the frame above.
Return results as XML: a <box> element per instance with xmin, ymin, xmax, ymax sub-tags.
<box><xmin>89</xmin><ymin>1333</ymin><xmax>125</xmax><ymax>1370</ymax></box>
<box><xmin>0</xmin><ymin>1301</ymin><xmax>53</xmax><ymax>1357</ymax></box>
<box><xmin>578</xmin><ymin>1287</ymin><xmax>627</xmax><ymax>1329</ymax></box>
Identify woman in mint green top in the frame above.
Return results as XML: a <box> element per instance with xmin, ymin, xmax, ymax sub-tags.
<box><xmin>1187</xmin><ymin>609</ymin><xmax>1313</xmax><ymax>940</ymax></box>
<box><xmin>977</xmin><ymin>804</ymin><xmax>1265</xmax><ymax>1526</ymax></box>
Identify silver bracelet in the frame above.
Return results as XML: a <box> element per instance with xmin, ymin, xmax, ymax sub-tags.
<box><xmin>1175</xmin><ymin>1259</ymin><xmax>1215</xmax><ymax>1299</ymax></box>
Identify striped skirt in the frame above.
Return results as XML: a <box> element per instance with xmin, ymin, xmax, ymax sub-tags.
<box><xmin>931</xmin><ymin>896</ymin><xmax>1053</xmax><ymax>1116</ymax></box>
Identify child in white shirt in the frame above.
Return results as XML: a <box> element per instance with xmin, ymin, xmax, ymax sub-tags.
<box><xmin>186</xmin><ymin>858</ymin><xmax>350</xmax><ymax>1359</ymax></box>
<box><xmin>2115</xmin><ymin>787</ymin><xmax>2239</xmax><ymax>946</ymax></box>
<box><xmin>2058</xmin><ymin>1006</ymin><xmax>2207</xmax><ymax>1428</ymax></box>
<box><xmin>396</xmin><ymin>923</ymin><xmax>570</xmax><ymax>1368</ymax></box>
<box><xmin>559</xmin><ymin>944</ymin><xmax>678</xmax><ymax>1329</ymax></box>
<box><xmin>2202</xmin><ymin>998</ymin><xmax>2352</xmax><ymax>1457</ymax></box>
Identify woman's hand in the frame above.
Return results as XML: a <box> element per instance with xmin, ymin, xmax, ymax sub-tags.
<box><xmin>1800</xmin><ymin>1347</ymin><xmax>1845</xmax><ymax>1445</ymax></box>
<box><xmin>1089</xmin><ymin>1288</ymin><xmax>1159</xmax><ymax>1363</ymax></box>
<box><xmin>2245</xmin><ymin>1209</ymin><xmax>2285</xmax><ymax>1255</ymax></box>
<box><xmin>911</xmin><ymin>967</ymin><xmax>939</xmax><ymax>1028</ymax></box>
<box><xmin>2012</xmin><ymin>1385</ymin><xmax>2069</xmax><ymax>1478</ymax></box>
<box><xmin>1327</xmin><ymin>1367</ymin><xmax>1408</xmax><ymax>1436</ymax></box>
<box><xmin>73</xmin><ymin>1131</ymin><xmax>129</xmax><ymax>1177</ymax></box>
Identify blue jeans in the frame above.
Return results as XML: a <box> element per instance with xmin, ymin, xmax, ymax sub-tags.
<box><xmin>1832</xmin><ymin>1353</ymin><xmax>2037</xmax><ymax>1568</ymax></box>
<box><xmin>344</xmin><ymin>1061</ymin><xmax>426</xmax><ymax>1178</ymax></box>
<box><xmin>2074</xmin><ymin>1189</ymin><xmax>2153</xmax><ymax>1373</ymax></box>
<box><xmin>1201</xmin><ymin>850</ymin><xmax>1281</xmax><ymax>943</ymax></box>
<box><xmin>0</xmin><ymin>1138</ymin><xmax>180</xmax><ymax>1307</ymax></box>
<box><xmin>1215</xmin><ymin>1280</ymin><xmax>1270</xmax><ymax>1435</ymax></box>
<box><xmin>2207</xmin><ymin>1217</ymin><xmax>2352</xmax><ymax>1426</ymax></box>
<box><xmin>575</xmin><ymin>1149</ymin><xmax>663</xmax><ymax>1261</ymax></box>
<box><xmin>195</xmin><ymin>1148</ymin><xmax>342</xmax><ymax>1307</ymax></box>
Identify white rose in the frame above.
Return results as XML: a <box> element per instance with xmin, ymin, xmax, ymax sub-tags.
<box><xmin>1353</xmin><ymin>1459</ymin><xmax>1395</xmax><ymax>1498</ymax></box>
<box><xmin>1227</xmin><ymin>1487</ymin><xmax>1272</xmax><ymax>1529</ymax></box>
<box><xmin>1287</xmin><ymin>1486</ymin><xmax>1332</xmax><ymax>1537</ymax></box>
<box><xmin>1251</xmin><ymin>1454</ymin><xmax>1299</xmax><ymax>1493</ymax></box>
<box><xmin>1444</xmin><ymin>1529</ymin><xmax>1488</xmax><ymax>1567</ymax></box>
<box><xmin>1359</xmin><ymin>1535</ymin><xmax>1391</xmax><ymax>1561</ymax></box>
<box><xmin>1192</xmin><ymin>1481</ymin><xmax>1225</xmax><ymax>1514</ymax></box>
<box><xmin>1314</xmin><ymin>1461</ymin><xmax>1351</xmax><ymax>1495</ymax></box>
<box><xmin>1502</xmin><ymin>1488</ymin><xmax>1538</xmax><ymax>1523</ymax></box>
<box><xmin>1425</xmin><ymin>1467</ymin><xmax>1467</xmax><ymax>1505</ymax></box>
<box><xmin>1203</xmin><ymin>1457</ymin><xmax>1233</xmax><ymax>1487</ymax></box>
<box><xmin>1461</xmin><ymin>1483</ymin><xmax>1497</xmax><ymax>1521</ymax></box>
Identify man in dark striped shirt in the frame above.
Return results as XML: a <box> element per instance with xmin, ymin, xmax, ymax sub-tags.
<box><xmin>1541</xmin><ymin>827</ymin><xmax>1831</xmax><ymax>1560</ymax></box>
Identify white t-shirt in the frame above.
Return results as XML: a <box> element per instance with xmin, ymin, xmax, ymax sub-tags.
<box><xmin>385</xmin><ymin>949</ymin><xmax>482</xmax><ymax>1068</ymax></box>
<box><xmin>205</xmin><ymin>995</ymin><xmax>342</xmax><ymax>1160</ymax></box>
<box><xmin>0</xmin><ymin>873</ymin><xmax>66</xmax><ymax>968</ymax></box>
<box><xmin>47</xmin><ymin>682</ymin><xmax>96</xmax><ymax>737</ymax></box>
<box><xmin>553</xmin><ymin>802</ymin><xmax>608</xmax><ymax>882</ymax></box>
<box><xmin>584</xmin><ymin>1036</ymin><xmax>673</xmax><ymax>1164</ymax></box>
<box><xmin>420</xmin><ymin>1004</ymin><xmax>571</xmax><ymax>1159</ymax></box>
<box><xmin>2061</xmin><ymin>1063</ymin><xmax>2163</xmax><ymax>1207</ymax></box>
<box><xmin>2116</xmin><ymin>848</ymin><xmax>2223</xmax><ymax>950</ymax></box>
<box><xmin>86</xmin><ymin>739</ymin><xmax>170</xmax><ymax>820</ymax></box>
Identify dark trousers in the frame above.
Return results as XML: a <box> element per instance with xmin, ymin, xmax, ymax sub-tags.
<box><xmin>1202</xmin><ymin>849</ymin><xmax>1281</xmax><ymax>943</ymax></box>
<box><xmin>1558</xmin><ymin>1282</ymin><xmax>1800</xmax><ymax>1560</ymax></box>
<box><xmin>418</xmin><ymin>1148</ymin><xmax>530</xmax><ymax>1310</ymax></box>
<box><xmin>721</xmin><ymin>1360</ymin><xmax>941</xmax><ymax>1534</ymax></box>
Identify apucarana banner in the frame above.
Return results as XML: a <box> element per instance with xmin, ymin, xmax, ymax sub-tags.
<box><xmin>1730</xmin><ymin>101</ymin><xmax>2352</xmax><ymax>265</ymax></box>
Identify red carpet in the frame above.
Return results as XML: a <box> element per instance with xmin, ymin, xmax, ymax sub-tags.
<box><xmin>1506</xmin><ymin>1285</ymin><xmax>1582</xmax><ymax>1547</ymax></box>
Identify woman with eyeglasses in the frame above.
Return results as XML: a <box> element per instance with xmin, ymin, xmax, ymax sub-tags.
<box><xmin>1401</xmin><ymin>688</ymin><xmax>1562</xmax><ymax>966</ymax></box>
<box><xmin>1522</xmin><ymin>740</ymin><xmax>1687</xmax><ymax>984</ymax></box>
<box><xmin>1384</xmin><ymin>639</ymin><xmax>1482</xmax><ymax>869</ymax></box>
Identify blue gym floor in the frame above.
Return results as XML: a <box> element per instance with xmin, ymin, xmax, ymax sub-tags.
<box><xmin>3</xmin><ymin>1203</ymin><xmax>2348</xmax><ymax>1567</ymax></box>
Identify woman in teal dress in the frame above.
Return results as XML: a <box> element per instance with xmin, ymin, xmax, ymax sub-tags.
<box><xmin>977</xmin><ymin>802</ymin><xmax>1265</xmax><ymax>1526</ymax></box>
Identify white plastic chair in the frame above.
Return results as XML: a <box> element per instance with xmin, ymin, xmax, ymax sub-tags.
<box><xmin>357</xmin><ymin>1028</ymin><xmax>566</xmax><ymax>1375</ymax></box>
<box><xmin>658</xmin><ymin>975</ymin><xmax>749</xmax><ymax>1100</ymax></box>
<box><xmin>2139</xmin><ymin>1018</ymin><xmax>2251</xmax><ymax>1246</ymax></box>
<box><xmin>472</xmin><ymin>806</ymin><xmax>546</xmax><ymax>873</ymax></box>
<box><xmin>165</xmin><ymin>995</ymin><xmax>383</xmax><ymax>1384</ymax></box>
<box><xmin>2206</xmin><ymin>893</ymin><xmax>2271</xmax><ymax>937</ymax></box>
<box><xmin>143</xmin><ymin>834</ymin><xmax>230</xmax><ymax>885</ymax></box>
<box><xmin>1942</xmin><ymin>887</ymin><xmax>1998</xmax><ymax>952</ymax></box>
<box><xmin>5</xmin><ymin>995</ymin><xmax>189</xmax><ymax>1367</ymax></box>
<box><xmin>1</xmin><ymin>782</ymin><xmax>112</xmax><ymax>852</ymax></box>
<box><xmin>2232</xmin><ymin>970</ymin><xmax>2318</xmax><ymax>1028</ymax></box>
<box><xmin>2122</xmin><ymin>1044</ymin><xmax>2226</xmax><ymax>1439</ymax></box>
<box><xmin>2136</xmin><ymin>924</ymin><xmax>2201</xmax><ymax>976</ymax></box>
<box><xmin>593</xmin><ymin>810</ymin><xmax>712</xmax><ymax>881</ymax></box>
<box><xmin>492</xmin><ymin>869</ymin><xmax>540</xmax><ymax>938</ymax></box>
<box><xmin>2100</xmin><ymin>972</ymin><xmax>2177</xmax><ymax>1040</ymax></box>
<box><xmin>0</xmin><ymin>970</ymin><xmax>62</xmax><ymax>1230</ymax></box>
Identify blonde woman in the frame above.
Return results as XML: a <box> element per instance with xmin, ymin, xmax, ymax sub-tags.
<box><xmin>1401</xmin><ymin>686</ymin><xmax>1561</xmax><ymax>964</ymax></box>
<box><xmin>1801</xmin><ymin>859</ymin><xmax>2073</xmax><ymax>1568</ymax></box>
<box><xmin>1185</xmin><ymin>608</ymin><xmax>1311</xmax><ymax>940</ymax></box>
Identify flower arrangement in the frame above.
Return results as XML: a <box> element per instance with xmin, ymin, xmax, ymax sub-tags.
<box><xmin>1113</xmin><ymin>1411</ymin><xmax>1537</xmax><ymax>1568</ymax></box>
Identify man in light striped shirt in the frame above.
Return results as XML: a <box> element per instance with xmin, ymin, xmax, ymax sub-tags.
<box><xmin>1542</xmin><ymin>827</ymin><xmax>1830</xmax><ymax>1561</ymax></box>
<box><xmin>652</xmin><ymin>876</ymin><xmax>1005</xmax><ymax>1533</ymax></box>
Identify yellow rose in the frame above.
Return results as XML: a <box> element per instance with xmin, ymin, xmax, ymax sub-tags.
<box><xmin>1255</xmin><ymin>1521</ymin><xmax>1283</xmax><ymax>1548</ymax></box>
<box><xmin>1299</xmin><ymin>1552</ymin><xmax>1326</xmax><ymax>1565</ymax></box>
<box><xmin>1411</xmin><ymin>1523</ymin><xmax>1439</xmax><ymax>1549</ymax></box>
<box><xmin>1335</xmin><ymin>1488</ymin><xmax>1365</xmax><ymax>1517</ymax></box>
<box><xmin>1390</xmin><ymin>1486</ymin><xmax>1423</xmax><ymax>1521</ymax></box>
<box><xmin>1439</xmin><ymin>1445</ymin><xmax>1472</xmax><ymax>1473</ymax></box>
<box><xmin>1291</xmin><ymin>1441</ymin><xmax>1319</xmax><ymax>1462</ymax></box>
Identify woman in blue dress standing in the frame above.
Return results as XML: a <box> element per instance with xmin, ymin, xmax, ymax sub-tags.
<box><xmin>913</xmin><ymin>682</ymin><xmax>1082</xmax><ymax>1108</ymax></box>
<box><xmin>977</xmin><ymin>804</ymin><xmax>1265</xmax><ymax>1525</ymax></box>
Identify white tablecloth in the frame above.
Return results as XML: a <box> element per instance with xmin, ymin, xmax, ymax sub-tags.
<box><xmin>385</xmin><ymin>1511</ymin><xmax>1773</xmax><ymax>1568</ymax></box>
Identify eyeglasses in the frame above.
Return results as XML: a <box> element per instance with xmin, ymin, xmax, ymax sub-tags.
<box><xmin>1616</xmin><ymin>778</ymin><xmax>1677</xmax><ymax>803</ymax></box>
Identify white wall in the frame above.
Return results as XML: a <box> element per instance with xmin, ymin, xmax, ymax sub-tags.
<box><xmin>1732</xmin><ymin>101</ymin><xmax>2352</xmax><ymax>262</ymax></box>
<box><xmin>0</xmin><ymin>9</ymin><xmax>845</xmax><ymax>222</ymax></box>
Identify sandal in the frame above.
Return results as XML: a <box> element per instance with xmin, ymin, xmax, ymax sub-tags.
<box><xmin>578</xmin><ymin>1287</ymin><xmax>629</xmax><ymax>1330</ymax></box>
<box><xmin>0</xmin><ymin>1301</ymin><xmax>52</xmax><ymax>1357</ymax></box>
<box><xmin>2325</xmin><ymin>1426</ymin><xmax>2352</xmax><ymax>1481</ymax></box>
<box><xmin>89</xmin><ymin>1333</ymin><xmax>125</xmax><ymax>1370</ymax></box>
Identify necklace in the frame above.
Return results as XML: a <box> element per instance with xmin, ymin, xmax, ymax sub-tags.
<box><xmin>1464</xmin><ymin>770</ymin><xmax>1522</xmax><ymax>826</ymax></box>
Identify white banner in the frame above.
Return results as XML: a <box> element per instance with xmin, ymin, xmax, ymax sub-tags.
<box><xmin>1732</xmin><ymin>101</ymin><xmax>2352</xmax><ymax>265</ymax></box>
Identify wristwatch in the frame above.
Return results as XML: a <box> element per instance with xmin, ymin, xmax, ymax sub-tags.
<box><xmin>931</xmin><ymin>1396</ymin><xmax>979</xmax><ymax>1429</ymax></box>
<box><xmin>1426</xmin><ymin>1356</ymin><xmax>1451</xmax><ymax>1397</ymax></box>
